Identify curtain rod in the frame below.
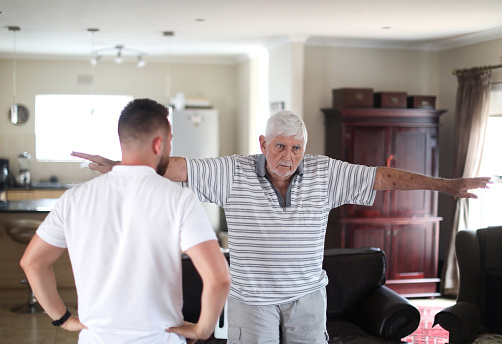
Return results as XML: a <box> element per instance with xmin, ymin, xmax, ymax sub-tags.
<box><xmin>452</xmin><ymin>63</ymin><xmax>502</xmax><ymax>75</ymax></box>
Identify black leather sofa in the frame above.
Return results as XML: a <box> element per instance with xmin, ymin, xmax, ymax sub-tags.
<box><xmin>182</xmin><ymin>247</ymin><xmax>420</xmax><ymax>343</ymax></box>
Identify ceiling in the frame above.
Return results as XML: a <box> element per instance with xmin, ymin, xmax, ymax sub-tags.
<box><xmin>1</xmin><ymin>0</ymin><xmax>502</xmax><ymax>64</ymax></box>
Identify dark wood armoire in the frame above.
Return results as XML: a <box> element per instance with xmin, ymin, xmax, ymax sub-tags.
<box><xmin>322</xmin><ymin>98</ymin><xmax>446</xmax><ymax>297</ymax></box>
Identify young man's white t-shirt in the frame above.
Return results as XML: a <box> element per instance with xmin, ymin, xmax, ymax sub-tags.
<box><xmin>37</xmin><ymin>165</ymin><xmax>217</xmax><ymax>344</ymax></box>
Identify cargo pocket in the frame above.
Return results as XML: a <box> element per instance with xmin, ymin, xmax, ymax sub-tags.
<box><xmin>227</xmin><ymin>326</ymin><xmax>242</xmax><ymax>344</ymax></box>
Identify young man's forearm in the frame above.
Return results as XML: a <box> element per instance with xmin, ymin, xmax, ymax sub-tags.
<box><xmin>22</xmin><ymin>261</ymin><xmax>67</xmax><ymax>320</ymax></box>
<box><xmin>21</xmin><ymin>235</ymin><xmax>86</xmax><ymax>331</ymax></box>
<box><xmin>195</xmin><ymin>277</ymin><xmax>230</xmax><ymax>338</ymax></box>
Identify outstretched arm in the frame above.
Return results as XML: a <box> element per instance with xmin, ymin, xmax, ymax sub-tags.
<box><xmin>71</xmin><ymin>151</ymin><xmax>119</xmax><ymax>173</ymax></box>
<box><xmin>71</xmin><ymin>151</ymin><xmax>188</xmax><ymax>182</ymax></box>
<box><xmin>20</xmin><ymin>234</ymin><xmax>87</xmax><ymax>331</ymax></box>
<box><xmin>373</xmin><ymin>166</ymin><xmax>492</xmax><ymax>199</ymax></box>
<box><xmin>167</xmin><ymin>240</ymin><xmax>230</xmax><ymax>341</ymax></box>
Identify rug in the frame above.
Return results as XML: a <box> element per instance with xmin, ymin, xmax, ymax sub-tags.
<box><xmin>403</xmin><ymin>305</ymin><xmax>449</xmax><ymax>344</ymax></box>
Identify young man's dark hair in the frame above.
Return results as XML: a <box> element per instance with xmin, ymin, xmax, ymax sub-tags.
<box><xmin>118</xmin><ymin>98</ymin><xmax>171</xmax><ymax>144</ymax></box>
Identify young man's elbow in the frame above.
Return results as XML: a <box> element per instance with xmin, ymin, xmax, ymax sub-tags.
<box><xmin>19</xmin><ymin>254</ymin><xmax>33</xmax><ymax>274</ymax></box>
<box><xmin>210</xmin><ymin>272</ymin><xmax>231</xmax><ymax>294</ymax></box>
<box><xmin>219</xmin><ymin>274</ymin><xmax>231</xmax><ymax>292</ymax></box>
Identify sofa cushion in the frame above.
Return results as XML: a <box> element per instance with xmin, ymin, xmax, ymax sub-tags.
<box><xmin>485</xmin><ymin>272</ymin><xmax>502</xmax><ymax>335</ymax></box>
<box><xmin>323</xmin><ymin>248</ymin><xmax>386</xmax><ymax>321</ymax></box>
<box><xmin>182</xmin><ymin>254</ymin><xmax>204</xmax><ymax>323</ymax></box>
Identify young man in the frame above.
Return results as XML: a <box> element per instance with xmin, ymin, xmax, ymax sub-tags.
<box><xmin>73</xmin><ymin>110</ymin><xmax>491</xmax><ymax>344</ymax></box>
<box><xmin>21</xmin><ymin>99</ymin><xmax>230</xmax><ymax>344</ymax></box>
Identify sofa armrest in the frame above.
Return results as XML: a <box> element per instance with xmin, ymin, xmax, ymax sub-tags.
<box><xmin>433</xmin><ymin>301</ymin><xmax>480</xmax><ymax>344</ymax></box>
<box><xmin>355</xmin><ymin>286</ymin><xmax>420</xmax><ymax>340</ymax></box>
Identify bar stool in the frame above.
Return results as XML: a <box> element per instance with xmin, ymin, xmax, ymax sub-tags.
<box><xmin>4</xmin><ymin>219</ymin><xmax>45</xmax><ymax>314</ymax></box>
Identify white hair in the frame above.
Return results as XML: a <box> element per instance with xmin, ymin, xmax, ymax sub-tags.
<box><xmin>265</xmin><ymin>110</ymin><xmax>308</xmax><ymax>146</ymax></box>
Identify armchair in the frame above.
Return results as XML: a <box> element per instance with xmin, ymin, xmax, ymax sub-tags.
<box><xmin>433</xmin><ymin>226</ymin><xmax>502</xmax><ymax>344</ymax></box>
<box><xmin>182</xmin><ymin>248</ymin><xmax>420</xmax><ymax>343</ymax></box>
<box><xmin>323</xmin><ymin>248</ymin><xmax>420</xmax><ymax>343</ymax></box>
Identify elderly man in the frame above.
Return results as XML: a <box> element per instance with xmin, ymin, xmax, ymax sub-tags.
<box><xmin>22</xmin><ymin>98</ymin><xmax>230</xmax><ymax>344</ymax></box>
<box><xmin>73</xmin><ymin>109</ymin><xmax>490</xmax><ymax>344</ymax></box>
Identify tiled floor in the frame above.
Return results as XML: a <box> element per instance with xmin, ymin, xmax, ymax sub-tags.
<box><xmin>0</xmin><ymin>288</ymin><xmax>79</xmax><ymax>344</ymax></box>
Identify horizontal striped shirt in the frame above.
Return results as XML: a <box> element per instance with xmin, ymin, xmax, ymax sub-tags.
<box><xmin>186</xmin><ymin>154</ymin><xmax>377</xmax><ymax>305</ymax></box>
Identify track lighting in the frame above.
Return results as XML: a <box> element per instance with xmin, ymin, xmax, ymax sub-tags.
<box><xmin>87</xmin><ymin>29</ymin><xmax>146</xmax><ymax>68</ymax></box>
<box><xmin>136</xmin><ymin>55</ymin><xmax>146</xmax><ymax>68</ymax></box>
<box><xmin>114</xmin><ymin>46</ymin><xmax>124</xmax><ymax>64</ymax></box>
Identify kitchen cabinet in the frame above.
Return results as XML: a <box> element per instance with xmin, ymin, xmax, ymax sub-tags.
<box><xmin>322</xmin><ymin>106</ymin><xmax>446</xmax><ymax>297</ymax></box>
<box><xmin>0</xmin><ymin>200</ymin><xmax>75</xmax><ymax>303</ymax></box>
<box><xmin>6</xmin><ymin>188</ymin><xmax>66</xmax><ymax>201</ymax></box>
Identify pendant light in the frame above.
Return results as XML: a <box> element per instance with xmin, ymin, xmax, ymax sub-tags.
<box><xmin>164</xmin><ymin>31</ymin><xmax>174</xmax><ymax>107</ymax></box>
<box><xmin>9</xmin><ymin>26</ymin><xmax>19</xmax><ymax>124</ymax></box>
<box><xmin>7</xmin><ymin>26</ymin><xmax>28</xmax><ymax>125</ymax></box>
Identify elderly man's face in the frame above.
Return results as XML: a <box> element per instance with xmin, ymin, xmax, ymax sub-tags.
<box><xmin>260</xmin><ymin>134</ymin><xmax>305</xmax><ymax>179</ymax></box>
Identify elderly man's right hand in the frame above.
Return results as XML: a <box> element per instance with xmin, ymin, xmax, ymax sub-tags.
<box><xmin>71</xmin><ymin>151</ymin><xmax>120</xmax><ymax>174</ymax></box>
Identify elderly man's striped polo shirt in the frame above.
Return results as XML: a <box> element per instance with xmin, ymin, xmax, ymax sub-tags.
<box><xmin>186</xmin><ymin>154</ymin><xmax>377</xmax><ymax>305</ymax></box>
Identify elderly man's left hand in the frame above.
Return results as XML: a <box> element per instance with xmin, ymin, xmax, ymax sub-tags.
<box><xmin>444</xmin><ymin>177</ymin><xmax>492</xmax><ymax>199</ymax></box>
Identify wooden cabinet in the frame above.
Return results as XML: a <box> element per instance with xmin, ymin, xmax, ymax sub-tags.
<box><xmin>6</xmin><ymin>188</ymin><xmax>66</xmax><ymax>200</ymax></box>
<box><xmin>322</xmin><ymin>107</ymin><xmax>446</xmax><ymax>297</ymax></box>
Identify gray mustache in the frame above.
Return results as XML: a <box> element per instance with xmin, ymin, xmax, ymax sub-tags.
<box><xmin>278</xmin><ymin>161</ymin><xmax>293</xmax><ymax>167</ymax></box>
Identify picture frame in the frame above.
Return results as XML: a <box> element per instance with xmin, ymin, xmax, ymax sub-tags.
<box><xmin>269</xmin><ymin>101</ymin><xmax>285</xmax><ymax>112</ymax></box>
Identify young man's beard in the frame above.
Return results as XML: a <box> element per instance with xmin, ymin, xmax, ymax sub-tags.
<box><xmin>156</xmin><ymin>157</ymin><xmax>170</xmax><ymax>176</ymax></box>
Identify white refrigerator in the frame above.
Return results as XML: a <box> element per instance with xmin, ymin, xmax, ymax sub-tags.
<box><xmin>170</xmin><ymin>109</ymin><xmax>221</xmax><ymax>231</ymax></box>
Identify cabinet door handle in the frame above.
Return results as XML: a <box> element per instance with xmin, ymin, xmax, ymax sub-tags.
<box><xmin>386</xmin><ymin>154</ymin><xmax>395</xmax><ymax>167</ymax></box>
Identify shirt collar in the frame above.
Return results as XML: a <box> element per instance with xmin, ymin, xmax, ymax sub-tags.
<box><xmin>256</xmin><ymin>154</ymin><xmax>304</xmax><ymax>177</ymax></box>
<box><xmin>111</xmin><ymin>165</ymin><xmax>157</xmax><ymax>176</ymax></box>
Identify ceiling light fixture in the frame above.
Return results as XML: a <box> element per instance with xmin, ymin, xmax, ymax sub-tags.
<box><xmin>88</xmin><ymin>28</ymin><xmax>100</xmax><ymax>67</ymax></box>
<box><xmin>136</xmin><ymin>55</ymin><xmax>146</xmax><ymax>68</ymax></box>
<box><xmin>8</xmin><ymin>26</ymin><xmax>21</xmax><ymax>124</ymax></box>
<box><xmin>114</xmin><ymin>45</ymin><xmax>124</xmax><ymax>64</ymax></box>
<box><xmin>90</xmin><ymin>44</ymin><xmax>146</xmax><ymax>67</ymax></box>
<box><xmin>163</xmin><ymin>31</ymin><xmax>175</xmax><ymax>105</ymax></box>
<box><xmin>87</xmin><ymin>28</ymin><xmax>147</xmax><ymax>68</ymax></box>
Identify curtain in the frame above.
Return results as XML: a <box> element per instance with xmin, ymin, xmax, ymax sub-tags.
<box><xmin>441</xmin><ymin>69</ymin><xmax>492</xmax><ymax>296</ymax></box>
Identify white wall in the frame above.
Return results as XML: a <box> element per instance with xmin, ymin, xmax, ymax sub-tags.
<box><xmin>269</xmin><ymin>43</ymin><xmax>293</xmax><ymax>111</ymax></box>
<box><xmin>0</xmin><ymin>58</ymin><xmax>240</xmax><ymax>184</ymax></box>
<box><xmin>303</xmin><ymin>45</ymin><xmax>440</xmax><ymax>155</ymax></box>
<box><xmin>268</xmin><ymin>41</ymin><xmax>305</xmax><ymax>116</ymax></box>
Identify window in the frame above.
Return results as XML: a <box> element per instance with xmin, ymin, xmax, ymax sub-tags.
<box><xmin>467</xmin><ymin>83</ymin><xmax>502</xmax><ymax>229</ymax></box>
<box><xmin>35</xmin><ymin>94</ymin><xmax>133</xmax><ymax>161</ymax></box>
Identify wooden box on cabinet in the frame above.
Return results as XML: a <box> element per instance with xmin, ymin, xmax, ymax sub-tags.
<box><xmin>322</xmin><ymin>106</ymin><xmax>446</xmax><ymax>297</ymax></box>
<box><xmin>374</xmin><ymin>92</ymin><xmax>407</xmax><ymax>108</ymax></box>
<box><xmin>332</xmin><ymin>88</ymin><xmax>374</xmax><ymax>108</ymax></box>
<box><xmin>407</xmin><ymin>95</ymin><xmax>436</xmax><ymax>109</ymax></box>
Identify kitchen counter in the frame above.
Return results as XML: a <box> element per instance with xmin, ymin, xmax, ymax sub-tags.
<box><xmin>4</xmin><ymin>183</ymin><xmax>75</xmax><ymax>201</ymax></box>
<box><xmin>0</xmin><ymin>198</ymin><xmax>58</xmax><ymax>212</ymax></box>
<box><xmin>8</xmin><ymin>182</ymin><xmax>77</xmax><ymax>190</ymax></box>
